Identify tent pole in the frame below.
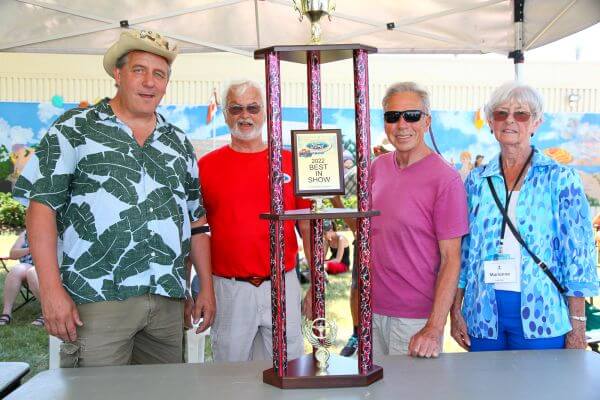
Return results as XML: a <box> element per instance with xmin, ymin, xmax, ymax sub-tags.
<box><xmin>509</xmin><ymin>0</ymin><xmax>525</xmax><ymax>82</ymax></box>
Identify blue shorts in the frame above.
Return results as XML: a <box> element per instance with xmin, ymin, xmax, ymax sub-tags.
<box><xmin>469</xmin><ymin>290</ymin><xmax>565</xmax><ymax>352</ymax></box>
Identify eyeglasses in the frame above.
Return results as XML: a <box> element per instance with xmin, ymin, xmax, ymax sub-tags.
<box><xmin>227</xmin><ymin>104</ymin><xmax>262</xmax><ymax>115</ymax></box>
<box><xmin>492</xmin><ymin>110</ymin><xmax>532</xmax><ymax>122</ymax></box>
<box><xmin>384</xmin><ymin>110</ymin><xmax>426</xmax><ymax>124</ymax></box>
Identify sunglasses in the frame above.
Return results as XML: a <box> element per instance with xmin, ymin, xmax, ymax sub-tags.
<box><xmin>227</xmin><ymin>104</ymin><xmax>262</xmax><ymax>115</ymax></box>
<box><xmin>384</xmin><ymin>110</ymin><xmax>426</xmax><ymax>124</ymax></box>
<box><xmin>492</xmin><ymin>110</ymin><xmax>532</xmax><ymax>122</ymax></box>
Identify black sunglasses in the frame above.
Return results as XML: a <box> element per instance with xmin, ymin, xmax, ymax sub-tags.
<box><xmin>227</xmin><ymin>104</ymin><xmax>262</xmax><ymax>115</ymax></box>
<box><xmin>384</xmin><ymin>110</ymin><xmax>426</xmax><ymax>124</ymax></box>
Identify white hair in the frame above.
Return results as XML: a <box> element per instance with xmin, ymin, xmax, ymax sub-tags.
<box><xmin>222</xmin><ymin>80</ymin><xmax>265</xmax><ymax>117</ymax></box>
<box><xmin>382</xmin><ymin>82</ymin><xmax>431</xmax><ymax>114</ymax></box>
<box><xmin>484</xmin><ymin>82</ymin><xmax>544</xmax><ymax>121</ymax></box>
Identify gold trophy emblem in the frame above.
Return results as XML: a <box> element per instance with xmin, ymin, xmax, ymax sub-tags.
<box><xmin>303</xmin><ymin>317</ymin><xmax>338</xmax><ymax>374</ymax></box>
<box><xmin>292</xmin><ymin>0</ymin><xmax>336</xmax><ymax>44</ymax></box>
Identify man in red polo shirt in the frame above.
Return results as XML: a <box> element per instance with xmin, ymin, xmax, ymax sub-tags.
<box><xmin>199</xmin><ymin>80</ymin><xmax>311</xmax><ymax>362</ymax></box>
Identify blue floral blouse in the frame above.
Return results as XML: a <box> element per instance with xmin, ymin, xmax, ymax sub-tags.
<box><xmin>458</xmin><ymin>147</ymin><xmax>598</xmax><ymax>339</ymax></box>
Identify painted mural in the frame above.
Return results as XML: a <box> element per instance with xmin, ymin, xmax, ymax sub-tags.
<box><xmin>1</xmin><ymin>101</ymin><xmax>599</xmax><ymax>205</ymax></box>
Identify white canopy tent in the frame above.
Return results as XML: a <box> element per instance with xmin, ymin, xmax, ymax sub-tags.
<box><xmin>1</xmin><ymin>0</ymin><xmax>598</xmax><ymax>69</ymax></box>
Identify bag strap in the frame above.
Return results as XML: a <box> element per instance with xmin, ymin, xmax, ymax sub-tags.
<box><xmin>486</xmin><ymin>177</ymin><xmax>567</xmax><ymax>294</ymax></box>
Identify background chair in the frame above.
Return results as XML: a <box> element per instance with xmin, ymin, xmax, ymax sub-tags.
<box><xmin>185</xmin><ymin>326</ymin><xmax>210</xmax><ymax>363</ymax></box>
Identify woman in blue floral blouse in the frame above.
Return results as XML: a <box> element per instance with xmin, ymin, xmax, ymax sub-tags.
<box><xmin>450</xmin><ymin>82</ymin><xmax>598</xmax><ymax>351</ymax></box>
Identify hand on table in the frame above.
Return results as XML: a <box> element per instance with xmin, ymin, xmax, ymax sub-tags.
<box><xmin>408</xmin><ymin>324</ymin><xmax>443</xmax><ymax>358</ymax></box>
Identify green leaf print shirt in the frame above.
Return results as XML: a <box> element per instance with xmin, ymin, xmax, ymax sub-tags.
<box><xmin>14</xmin><ymin>99</ymin><xmax>205</xmax><ymax>304</ymax></box>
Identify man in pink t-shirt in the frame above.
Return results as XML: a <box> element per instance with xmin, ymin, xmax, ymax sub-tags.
<box><xmin>370</xmin><ymin>82</ymin><xmax>468</xmax><ymax>358</ymax></box>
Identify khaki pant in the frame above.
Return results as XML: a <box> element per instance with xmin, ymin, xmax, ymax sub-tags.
<box><xmin>372</xmin><ymin>313</ymin><xmax>429</xmax><ymax>356</ymax></box>
<box><xmin>60</xmin><ymin>294</ymin><xmax>184</xmax><ymax>368</ymax></box>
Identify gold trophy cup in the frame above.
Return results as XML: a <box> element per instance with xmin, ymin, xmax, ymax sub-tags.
<box><xmin>292</xmin><ymin>0</ymin><xmax>336</xmax><ymax>44</ymax></box>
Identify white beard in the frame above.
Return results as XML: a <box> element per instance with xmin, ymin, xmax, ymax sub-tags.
<box><xmin>230</xmin><ymin>124</ymin><xmax>263</xmax><ymax>141</ymax></box>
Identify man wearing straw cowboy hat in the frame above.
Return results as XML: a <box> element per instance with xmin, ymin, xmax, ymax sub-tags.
<box><xmin>14</xmin><ymin>29</ymin><xmax>215</xmax><ymax>367</ymax></box>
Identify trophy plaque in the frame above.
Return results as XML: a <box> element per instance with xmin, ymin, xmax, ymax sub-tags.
<box><xmin>257</xmin><ymin>43</ymin><xmax>382</xmax><ymax>389</ymax></box>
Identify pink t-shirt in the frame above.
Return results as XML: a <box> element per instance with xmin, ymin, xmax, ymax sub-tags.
<box><xmin>370</xmin><ymin>152</ymin><xmax>468</xmax><ymax>319</ymax></box>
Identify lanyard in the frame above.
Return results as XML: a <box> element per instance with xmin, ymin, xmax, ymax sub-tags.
<box><xmin>498</xmin><ymin>148</ymin><xmax>534</xmax><ymax>247</ymax></box>
<box><xmin>486</xmin><ymin>176</ymin><xmax>567</xmax><ymax>295</ymax></box>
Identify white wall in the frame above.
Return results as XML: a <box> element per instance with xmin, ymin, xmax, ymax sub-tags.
<box><xmin>1</xmin><ymin>52</ymin><xmax>599</xmax><ymax>112</ymax></box>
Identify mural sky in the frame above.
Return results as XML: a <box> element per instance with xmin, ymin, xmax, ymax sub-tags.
<box><xmin>1</xmin><ymin>101</ymin><xmax>599</xmax><ymax>203</ymax></box>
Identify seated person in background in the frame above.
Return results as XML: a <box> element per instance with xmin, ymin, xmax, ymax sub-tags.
<box><xmin>0</xmin><ymin>231</ymin><xmax>43</xmax><ymax>326</ymax></box>
<box><xmin>323</xmin><ymin>221</ymin><xmax>350</xmax><ymax>275</ymax></box>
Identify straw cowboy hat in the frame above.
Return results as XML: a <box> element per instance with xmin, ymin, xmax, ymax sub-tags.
<box><xmin>103</xmin><ymin>29</ymin><xmax>178</xmax><ymax>78</ymax></box>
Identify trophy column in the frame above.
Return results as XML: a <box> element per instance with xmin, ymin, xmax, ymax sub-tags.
<box><xmin>307</xmin><ymin>50</ymin><xmax>326</xmax><ymax>324</ymax></box>
<box><xmin>353</xmin><ymin>48</ymin><xmax>374</xmax><ymax>374</ymax></box>
<box><xmin>264</xmin><ymin>49</ymin><xmax>288</xmax><ymax>377</ymax></box>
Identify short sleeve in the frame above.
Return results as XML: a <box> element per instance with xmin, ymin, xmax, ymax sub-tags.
<box><xmin>433</xmin><ymin>175</ymin><xmax>469</xmax><ymax>240</ymax></box>
<box><xmin>185</xmin><ymin>142</ymin><xmax>205</xmax><ymax>222</ymax></box>
<box><xmin>13</xmin><ymin>125</ymin><xmax>77</xmax><ymax>211</ymax></box>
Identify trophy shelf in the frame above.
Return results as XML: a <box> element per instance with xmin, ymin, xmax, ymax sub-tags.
<box><xmin>259</xmin><ymin>208</ymin><xmax>380</xmax><ymax>221</ymax></box>
<box><xmin>254</xmin><ymin>44</ymin><xmax>377</xmax><ymax>64</ymax></box>
<box><xmin>263</xmin><ymin>355</ymin><xmax>383</xmax><ymax>389</ymax></box>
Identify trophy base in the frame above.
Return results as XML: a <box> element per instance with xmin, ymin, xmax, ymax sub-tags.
<box><xmin>263</xmin><ymin>354</ymin><xmax>383</xmax><ymax>389</ymax></box>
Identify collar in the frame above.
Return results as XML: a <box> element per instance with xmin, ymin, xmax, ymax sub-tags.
<box><xmin>94</xmin><ymin>98</ymin><xmax>169</xmax><ymax>139</ymax></box>
<box><xmin>480</xmin><ymin>146</ymin><xmax>554</xmax><ymax>178</ymax></box>
<box><xmin>94</xmin><ymin>98</ymin><xmax>114</xmax><ymax>121</ymax></box>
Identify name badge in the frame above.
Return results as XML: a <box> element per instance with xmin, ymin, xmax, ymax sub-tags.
<box><xmin>483</xmin><ymin>257</ymin><xmax>518</xmax><ymax>284</ymax></box>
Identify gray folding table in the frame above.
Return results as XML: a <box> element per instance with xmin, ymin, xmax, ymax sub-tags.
<box><xmin>6</xmin><ymin>350</ymin><xmax>600</xmax><ymax>400</ymax></box>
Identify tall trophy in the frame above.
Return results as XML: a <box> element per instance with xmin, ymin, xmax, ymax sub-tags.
<box><xmin>256</xmin><ymin>2</ymin><xmax>383</xmax><ymax>389</ymax></box>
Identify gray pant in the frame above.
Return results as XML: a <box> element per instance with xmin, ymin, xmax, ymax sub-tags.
<box><xmin>60</xmin><ymin>294</ymin><xmax>184</xmax><ymax>368</ymax></box>
<box><xmin>211</xmin><ymin>270</ymin><xmax>303</xmax><ymax>362</ymax></box>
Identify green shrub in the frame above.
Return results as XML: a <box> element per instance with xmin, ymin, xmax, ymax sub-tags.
<box><xmin>322</xmin><ymin>195</ymin><xmax>358</xmax><ymax>231</ymax></box>
<box><xmin>0</xmin><ymin>145</ymin><xmax>10</xmax><ymax>181</ymax></box>
<box><xmin>0</xmin><ymin>192</ymin><xmax>26</xmax><ymax>228</ymax></box>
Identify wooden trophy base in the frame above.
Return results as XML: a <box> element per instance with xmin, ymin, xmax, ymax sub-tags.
<box><xmin>263</xmin><ymin>354</ymin><xmax>383</xmax><ymax>389</ymax></box>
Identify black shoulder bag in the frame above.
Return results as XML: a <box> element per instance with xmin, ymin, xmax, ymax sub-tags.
<box><xmin>486</xmin><ymin>177</ymin><xmax>567</xmax><ymax>294</ymax></box>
